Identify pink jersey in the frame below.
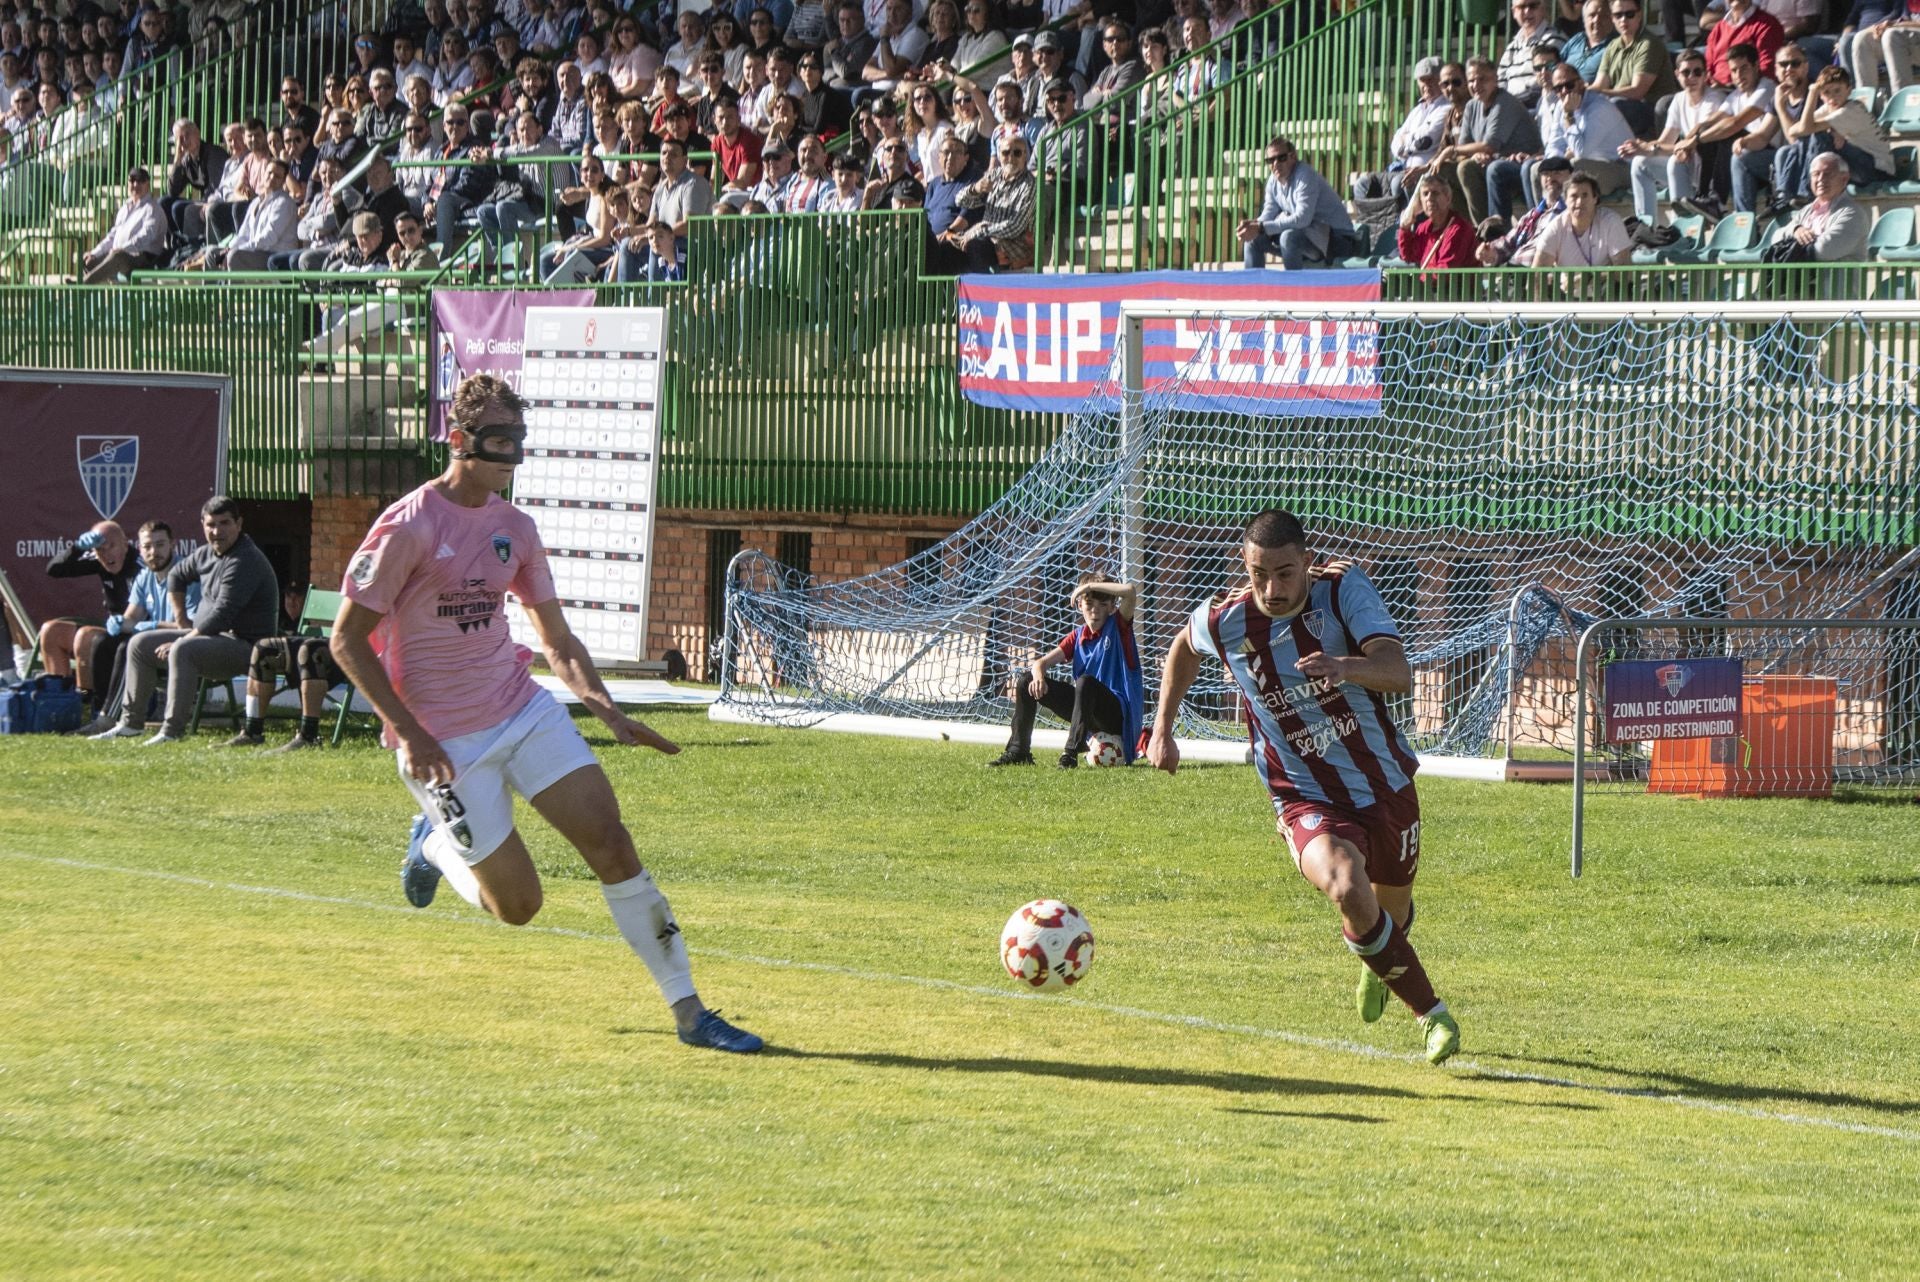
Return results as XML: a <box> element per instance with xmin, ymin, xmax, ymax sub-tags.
<box><xmin>341</xmin><ymin>483</ymin><xmax>556</xmax><ymax>744</ymax></box>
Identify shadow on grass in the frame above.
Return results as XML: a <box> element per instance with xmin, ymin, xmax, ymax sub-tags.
<box><xmin>1433</xmin><ymin>1090</ymin><xmax>1604</xmax><ymax>1113</ymax></box>
<box><xmin>1858</xmin><ymin>874</ymin><xmax>1920</xmax><ymax>888</ymax></box>
<box><xmin>1470</xmin><ymin>1051</ymin><xmax>1920</xmax><ymax>1116</ymax></box>
<box><xmin>757</xmin><ymin>1045</ymin><xmax>1420</xmax><ymax>1099</ymax></box>
<box><xmin>1220</xmin><ymin>1107</ymin><xmax>1385</xmax><ymax>1124</ymax></box>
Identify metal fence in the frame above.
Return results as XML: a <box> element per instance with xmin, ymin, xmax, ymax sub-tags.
<box><xmin>1570</xmin><ymin>616</ymin><xmax>1920</xmax><ymax>876</ymax></box>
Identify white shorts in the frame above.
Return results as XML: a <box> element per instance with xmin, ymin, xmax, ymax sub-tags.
<box><xmin>400</xmin><ymin>690</ymin><xmax>599</xmax><ymax>864</ymax></box>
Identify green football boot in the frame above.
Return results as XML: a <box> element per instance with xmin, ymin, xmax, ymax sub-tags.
<box><xmin>1356</xmin><ymin>966</ymin><xmax>1389</xmax><ymax>1024</ymax></box>
<box><xmin>1419</xmin><ymin>1007</ymin><xmax>1461</xmax><ymax>1065</ymax></box>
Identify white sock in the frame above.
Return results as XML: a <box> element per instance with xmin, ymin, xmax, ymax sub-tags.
<box><xmin>600</xmin><ymin>869</ymin><xmax>697</xmax><ymax>1005</ymax></box>
<box><xmin>422</xmin><ymin>829</ymin><xmax>484</xmax><ymax>908</ymax></box>
<box><xmin>245</xmin><ymin>692</ymin><xmax>263</xmax><ymax>719</ymax></box>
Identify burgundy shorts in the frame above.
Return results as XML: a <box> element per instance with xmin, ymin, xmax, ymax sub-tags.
<box><xmin>1276</xmin><ymin>783</ymin><xmax>1422</xmax><ymax>888</ymax></box>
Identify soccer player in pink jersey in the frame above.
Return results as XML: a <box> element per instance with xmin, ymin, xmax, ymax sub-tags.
<box><xmin>1146</xmin><ymin>509</ymin><xmax>1460</xmax><ymax>1065</ymax></box>
<box><xmin>328</xmin><ymin>373</ymin><xmax>762</xmax><ymax>1054</ymax></box>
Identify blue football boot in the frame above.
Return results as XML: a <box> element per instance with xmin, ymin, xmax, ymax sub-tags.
<box><xmin>401</xmin><ymin>813</ymin><xmax>443</xmax><ymax>908</ymax></box>
<box><xmin>678</xmin><ymin>1009</ymin><xmax>765</xmax><ymax>1053</ymax></box>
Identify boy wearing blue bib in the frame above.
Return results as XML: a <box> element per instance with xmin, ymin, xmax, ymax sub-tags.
<box><xmin>989</xmin><ymin>575</ymin><xmax>1145</xmax><ymax>769</ymax></box>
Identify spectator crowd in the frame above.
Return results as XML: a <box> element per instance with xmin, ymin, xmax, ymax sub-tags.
<box><xmin>5</xmin><ymin>0</ymin><xmax>1913</xmax><ymax>280</ymax></box>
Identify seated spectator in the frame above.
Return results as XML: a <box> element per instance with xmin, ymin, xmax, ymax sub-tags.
<box><xmin>745</xmin><ymin>6</ymin><xmax>787</xmax><ymax>59</ymax></box>
<box><xmin>865</xmin><ymin>135</ymin><xmax>925</xmax><ymax>205</ymax></box>
<box><xmin>302</xmin><ymin>211</ymin><xmax>442</xmax><ymax>356</ymax></box>
<box><xmin>224</xmin><ymin>631</ymin><xmax>349</xmax><ymax>751</ymax></box>
<box><xmin>476</xmin><ymin>108</ymin><xmax>568</xmax><ymax>257</ymax></box>
<box><xmin>1734</xmin><ymin>43</ymin><xmax>1811</xmax><ymax>212</ymax></box>
<box><xmin>826</xmin><ymin>0</ymin><xmax>879</xmax><ymax>91</ymax></box>
<box><xmin>388</xmin><ymin>209</ymin><xmax>440</xmax><ymax>269</ymax></box>
<box><xmin>820</xmin><ymin>148</ymin><xmax>868</xmax><ymax>208</ymax></box>
<box><xmin>664</xmin><ymin>9</ymin><xmax>709</xmax><ymax>79</ymax></box>
<box><xmin>1532</xmin><ymin>65</ymin><xmax>1632</xmax><ymax>204</ymax></box>
<box><xmin>1842</xmin><ymin>2</ymin><xmax>1918</xmax><ymax>89</ymax></box>
<box><xmin>1558</xmin><ymin>0</ymin><xmax>1615</xmax><ymax>83</ymax></box>
<box><xmin>539</xmin><ymin>151</ymin><xmax>619</xmax><ymax>278</ymax></box>
<box><xmin>987</xmin><ymin>576</ymin><xmax>1142</xmax><ymax>770</ymax></box>
<box><xmin>358</xmin><ymin>68</ymin><xmax>408</xmax><ymax>140</ymax></box>
<box><xmin>162</xmin><ymin>117</ymin><xmax>227</xmax><ymax>244</ymax></box>
<box><xmin>1476</xmin><ymin>154</ymin><xmax>1573</xmax><ymax>263</ymax></box>
<box><xmin>316</xmin><ymin>107</ymin><xmax>368</xmax><ymax>172</ymax></box>
<box><xmin>1678</xmin><ymin>42</ymin><xmax>1778</xmax><ymax>219</ymax></box>
<box><xmin>1497</xmin><ymin>0</ymin><xmax>1563</xmax><ymax>107</ymax></box>
<box><xmin>608</xmin><ymin>14</ymin><xmax>661</xmax><ymax>99</ymax></box>
<box><xmin>914</xmin><ymin>0</ymin><xmax>964</xmax><ymax>74</ymax></box>
<box><xmin>322</xmin><ymin>212</ymin><xmax>391</xmax><ymax>273</ymax></box>
<box><xmin>423</xmin><ymin>105</ymin><xmax>500</xmax><ymax>249</ymax></box>
<box><xmin>270</xmin><ymin>156</ymin><xmax>354</xmax><ymax>270</ymax></box>
<box><xmin>91</xmin><ymin>496</ymin><xmax>279</xmax><ymax>746</ymax></box>
<box><xmin>1622</xmin><ymin>49</ymin><xmax>1724</xmax><ymax>237</ymax></box>
<box><xmin>905</xmin><ymin>82</ymin><xmax>952</xmax><ymax>175</ymax></box>
<box><xmin>742</xmin><ymin>137</ymin><xmax>814</xmax><ymax>210</ymax></box>
<box><xmin>574</xmin><ymin>27</ymin><xmax>610</xmax><ymax>78</ymax></box>
<box><xmin>1238</xmin><ymin>134</ymin><xmax>1361</xmax><ymax>269</ymax></box>
<box><xmin>649</xmin><ymin>135</ymin><xmax>713</xmax><ymax>249</ymax></box>
<box><xmin>794</xmin><ymin>49</ymin><xmax>852</xmax><ymax>136</ymax></box>
<box><xmin>72</xmin><ymin>519</ymin><xmax>200</xmax><ymax>731</ymax></box>
<box><xmin>278</xmin><ymin>76</ymin><xmax>323</xmax><ymax>138</ymax></box>
<box><xmin>1081</xmin><ymin>21</ymin><xmax>1147</xmax><ymax>137</ymax></box>
<box><xmin>214</xmin><ymin>159</ymin><xmax>299</xmax><ymax>269</ymax></box>
<box><xmin>550</xmin><ymin>60</ymin><xmax>590</xmax><ymax>148</ymax></box>
<box><xmin>863</xmin><ymin>0</ymin><xmax>929</xmax><ymax>97</ymax></box>
<box><xmin>433</xmin><ymin>31</ymin><xmax>474</xmax><ymax>104</ymax></box>
<box><xmin>352</xmin><ymin>30</ymin><xmax>390</xmax><ymax>77</ymax></box>
<box><xmin>395</xmin><ymin>112</ymin><xmax>439</xmax><ymax>210</ymax></box>
<box><xmin>944</xmin><ymin>130</ymin><xmax>1035</xmax><ymax>271</ymax></box>
<box><xmin>923</xmin><ymin>131</ymin><xmax>982</xmax><ymax>269</ymax></box>
<box><xmin>343</xmin><ymin>74</ymin><xmax>374</xmax><ymax>126</ymax></box>
<box><xmin>359</xmin><ymin>152</ymin><xmax>415</xmax><ymax>241</ymax></box>
<box><xmin>709</xmin><ymin>90</ymin><xmax>764</xmax><ymax>207</ymax></box>
<box><xmin>507</xmin><ymin>56</ymin><xmax>559</xmax><ymax>131</ymax></box>
<box><xmin>1</xmin><ymin>84</ymin><xmax>35</xmax><ymax>138</ymax></box>
<box><xmin>1707</xmin><ymin>0</ymin><xmax>1785</xmax><ymax>85</ymax></box>
<box><xmin>38</xmin><ymin>520</ymin><xmax>136</xmax><ymax>691</ymax></box>
<box><xmin>1431</xmin><ymin>57</ymin><xmax>1541</xmax><ymax>227</ymax></box>
<box><xmin>1208</xmin><ymin>0</ymin><xmax>1248</xmax><ymax>40</ymax></box>
<box><xmin>1775</xmin><ymin>62</ymin><xmax>1895</xmax><ymax>204</ymax></box>
<box><xmin>1376</xmin><ymin>56</ymin><xmax>1453</xmax><ymax>197</ymax></box>
<box><xmin>1030</xmin><ymin>30</ymin><xmax>1084</xmax><ymax>103</ymax></box>
<box><xmin>787</xmin><ymin>0</ymin><xmax>837</xmax><ymax>52</ymax></box>
<box><xmin>707</xmin><ymin>11</ymin><xmax>751</xmax><ymax>83</ymax></box>
<box><xmin>1762</xmin><ymin>150</ymin><xmax>1870</xmax><ymax>258</ymax></box>
<box><xmin>392</xmin><ymin>32</ymin><xmax>434</xmax><ymax>89</ymax></box>
<box><xmin>81</xmin><ymin>167</ymin><xmax>168</xmax><ymax>282</ymax></box>
<box><xmin>954</xmin><ymin>0</ymin><xmax>1007</xmax><ymax>76</ymax></box>
<box><xmin>1529</xmin><ymin>170</ymin><xmax>1633</xmax><ymax>264</ymax></box>
<box><xmin>1396</xmin><ymin>172</ymin><xmax>1478</xmax><ymax>269</ymax></box>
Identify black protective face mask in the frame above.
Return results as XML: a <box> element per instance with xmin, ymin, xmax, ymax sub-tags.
<box><xmin>452</xmin><ymin>423</ymin><xmax>528</xmax><ymax>465</ymax></box>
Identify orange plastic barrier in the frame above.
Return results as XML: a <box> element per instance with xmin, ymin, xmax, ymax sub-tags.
<box><xmin>1648</xmin><ymin>676</ymin><xmax>1838</xmax><ymax>798</ymax></box>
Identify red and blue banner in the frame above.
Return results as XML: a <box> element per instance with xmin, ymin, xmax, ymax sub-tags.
<box><xmin>955</xmin><ymin>269</ymin><xmax>1382</xmax><ymax>416</ymax></box>
<box><xmin>1604</xmin><ymin>658</ymin><xmax>1745</xmax><ymax>742</ymax></box>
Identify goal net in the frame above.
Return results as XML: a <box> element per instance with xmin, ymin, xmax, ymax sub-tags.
<box><xmin>717</xmin><ymin>303</ymin><xmax>1919</xmax><ymax>777</ymax></box>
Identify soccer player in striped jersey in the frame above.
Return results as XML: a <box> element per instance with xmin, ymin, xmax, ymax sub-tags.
<box><xmin>1146</xmin><ymin>509</ymin><xmax>1460</xmax><ymax>1065</ymax></box>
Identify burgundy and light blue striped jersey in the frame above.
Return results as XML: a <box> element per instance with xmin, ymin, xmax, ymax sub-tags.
<box><xmin>1186</xmin><ymin>565</ymin><xmax>1418</xmax><ymax>808</ymax></box>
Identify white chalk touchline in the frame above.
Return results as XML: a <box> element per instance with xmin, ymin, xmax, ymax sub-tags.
<box><xmin>7</xmin><ymin>849</ymin><xmax>1916</xmax><ymax>1144</ymax></box>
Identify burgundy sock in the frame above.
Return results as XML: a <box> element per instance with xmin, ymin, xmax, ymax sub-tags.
<box><xmin>1344</xmin><ymin>910</ymin><xmax>1440</xmax><ymax>1016</ymax></box>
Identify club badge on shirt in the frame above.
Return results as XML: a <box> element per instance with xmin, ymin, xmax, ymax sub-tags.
<box><xmin>1302</xmin><ymin>609</ymin><xmax>1327</xmax><ymax>639</ymax></box>
<box><xmin>492</xmin><ymin>534</ymin><xmax>511</xmax><ymax>564</ymax></box>
<box><xmin>349</xmin><ymin>551</ymin><xmax>377</xmax><ymax>586</ymax></box>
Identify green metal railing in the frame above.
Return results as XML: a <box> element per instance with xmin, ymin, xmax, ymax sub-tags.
<box><xmin>0</xmin><ymin>211</ymin><xmax>1054</xmax><ymax>515</ymax></box>
<box><xmin>1034</xmin><ymin>0</ymin><xmax>1497</xmax><ymax>270</ymax></box>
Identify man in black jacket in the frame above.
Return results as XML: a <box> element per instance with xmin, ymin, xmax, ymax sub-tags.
<box><xmin>93</xmin><ymin>497</ymin><xmax>280</xmax><ymax>745</ymax></box>
<box><xmin>40</xmin><ymin>519</ymin><xmax>137</xmax><ymax>688</ymax></box>
<box><xmin>163</xmin><ymin>118</ymin><xmax>227</xmax><ymax>244</ymax></box>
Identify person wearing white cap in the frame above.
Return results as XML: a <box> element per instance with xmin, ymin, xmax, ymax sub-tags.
<box><xmin>1387</xmin><ymin>56</ymin><xmax>1455</xmax><ymax>193</ymax></box>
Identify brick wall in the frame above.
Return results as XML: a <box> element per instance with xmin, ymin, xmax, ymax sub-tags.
<box><xmin>301</xmin><ymin>498</ymin><xmax>965</xmax><ymax>670</ymax></box>
<box><xmin>309</xmin><ymin>495</ymin><xmax>389</xmax><ymax>591</ymax></box>
<box><xmin>647</xmin><ymin>509</ymin><xmax>964</xmax><ymax>671</ymax></box>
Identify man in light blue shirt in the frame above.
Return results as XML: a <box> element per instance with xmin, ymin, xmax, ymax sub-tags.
<box><xmin>1527</xmin><ymin>66</ymin><xmax>1633</xmax><ymax>205</ymax></box>
<box><xmin>75</xmin><ymin>519</ymin><xmax>202</xmax><ymax>733</ymax></box>
<box><xmin>1238</xmin><ymin>134</ymin><xmax>1361</xmax><ymax>270</ymax></box>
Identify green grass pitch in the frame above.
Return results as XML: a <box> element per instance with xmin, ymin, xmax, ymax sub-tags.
<box><xmin>3</xmin><ymin>707</ymin><xmax>1917</xmax><ymax>1279</ymax></box>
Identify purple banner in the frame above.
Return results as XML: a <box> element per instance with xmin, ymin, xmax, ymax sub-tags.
<box><xmin>431</xmin><ymin>288</ymin><xmax>592</xmax><ymax>439</ymax></box>
<box><xmin>0</xmin><ymin>372</ymin><xmax>226</xmax><ymax>630</ymax></box>
<box><xmin>956</xmin><ymin>269</ymin><xmax>1381</xmax><ymax>416</ymax></box>
<box><xmin>1605</xmin><ymin>658</ymin><xmax>1745</xmax><ymax>742</ymax></box>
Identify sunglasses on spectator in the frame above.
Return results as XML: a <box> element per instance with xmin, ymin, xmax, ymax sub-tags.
<box><xmin>1678</xmin><ymin>64</ymin><xmax>1705</xmax><ymax>76</ymax></box>
<box><xmin>1003</xmin><ymin>145</ymin><xmax>1027</xmax><ymax>156</ymax></box>
<box><xmin>1266</xmin><ymin>150</ymin><xmax>1294</xmax><ymax>163</ymax></box>
<box><xmin>1776</xmin><ymin>57</ymin><xmax>1805</xmax><ymax>67</ymax></box>
<box><xmin>1552</xmin><ymin>79</ymin><xmax>1578</xmax><ymax>92</ymax></box>
<box><xmin>1439</xmin><ymin>77</ymin><xmax>1463</xmax><ymax>86</ymax></box>
<box><xmin>356</xmin><ymin>39</ymin><xmax>375</xmax><ymax>49</ymax></box>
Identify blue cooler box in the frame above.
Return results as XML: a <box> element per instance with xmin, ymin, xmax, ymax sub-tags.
<box><xmin>1</xmin><ymin>675</ymin><xmax>86</xmax><ymax>734</ymax></box>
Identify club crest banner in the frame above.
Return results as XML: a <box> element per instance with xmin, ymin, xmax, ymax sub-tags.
<box><xmin>430</xmin><ymin>288</ymin><xmax>592</xmax><ymax>439</ymax></box>
<box><xmin>0</xmin><ymin>372</ymin><xmax>227</xmax><ymax>631</ymax></box>
<box><xmin>955</xmin><ymin>269</ymin><xmax>1382</xmax><ymax>416</ymax></box>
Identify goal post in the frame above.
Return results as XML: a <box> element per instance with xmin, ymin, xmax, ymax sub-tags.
<box><xmin>718</xmin><ymin>295</ymin><xmax>1919</xmax><ymax>780</ymax></box>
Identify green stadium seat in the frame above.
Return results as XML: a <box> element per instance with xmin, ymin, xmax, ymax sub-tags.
<box><xmin>1859</xmin><ymin>145</ymin><xmax>1918</xmax><ymax>195</ymax></box>
<box><xmin>1872</xmin><ymin>206</ymin><xmax>1920</xmax><ymax>260</ymax></box>
<box><xmin>1661</xmin><ymin>211</ymin><xmax>1755</xmax><ymax>263</ymax></box>
<box><xmin>1338</xmin><ymin>225</ymin><xmax>1397</xmax><ymax>268</ymax></box>
<box><xmin>1880</xmin><ymin>85</ymin><xmax>1920</xmax><ymax>135</ymax></box>
<box><xmin>1714</xmin><ymin>212</ymin><xmax>1786</xmax><ymax>263</ymax></box>
<box><xmin>1632</xmin><ymin>212</ymin><xmax>1706</xmax><ymax>263</ymax></box>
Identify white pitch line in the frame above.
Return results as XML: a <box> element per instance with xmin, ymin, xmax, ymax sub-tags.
<box><xmin>6</xmin><ymin>849</ymin><xmax>1916</xmax><ymax>1144</ymax></box>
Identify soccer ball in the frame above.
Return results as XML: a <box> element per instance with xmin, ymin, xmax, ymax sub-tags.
<box><xmin>1084</xmin><ymin>732</ymin><xmax>1124</xmax><ymax>767</ymax></box>
<box><xmin>1000</xmin><ymin>899</ymin><xmax>1094</xmax><ymax>989</ymax></box>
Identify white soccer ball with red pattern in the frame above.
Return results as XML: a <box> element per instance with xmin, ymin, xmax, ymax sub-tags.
<box><xmin>1001</xmin><ymin>899</ymin><xmax>1094</xmax><ymax>989</ymax></box>
<box><xmin>1084</xmin><ymin>733</ymin><xmax>1124</xmax><ymax>768</ymax></box>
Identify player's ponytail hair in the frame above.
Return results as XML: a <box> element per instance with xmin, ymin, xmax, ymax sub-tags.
<box><xmin>1242</xmin><ymin>508</ymin><xmax>1307</xmax><ymax>551</ymax></box>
